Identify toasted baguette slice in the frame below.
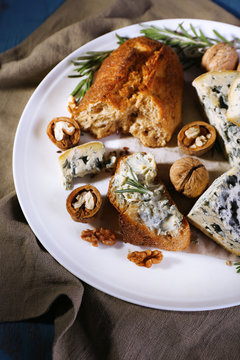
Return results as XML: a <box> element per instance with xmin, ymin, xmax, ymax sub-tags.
<box><xmin>188</xmin><ymin>166</ymin><xmax>240</xmax><ymax>256</ymax></box>
<box><xmin>192</xmin><ymin>70</ymin><xmax>240</xmax><ymax>166</ymax></box>
<box><xmin>68</xmin><ymin>36</ymin><xmax>183</xmax><ymax>147</ymax></box>
<box><xmin>108</xmin><ymin>153</ymin><xmax>191</xmax><ymax>251</ymax></box>
<box><xmin>227</xmin><ymin>74</ymin><xmax>240</xmax><ymax>126</ymax></box>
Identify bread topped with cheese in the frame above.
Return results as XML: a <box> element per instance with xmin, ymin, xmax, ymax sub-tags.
<box><xmin>68</xmin><ymin>36</ymin><xmax>184</xmax><ymax>148</ymax></box>
<box><xmin>108</xmin><ymin>152</ymin><xmax>191</xmax><ymax>251</ymax></box>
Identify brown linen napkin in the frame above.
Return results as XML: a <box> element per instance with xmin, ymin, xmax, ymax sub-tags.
<box><xmin>1</xmin><ymin>0</ymin><xmax>240</xmax><ymax>359</ymax></box>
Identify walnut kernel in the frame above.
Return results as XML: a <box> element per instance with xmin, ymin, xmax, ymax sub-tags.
<box><xmin>81</xmin><ymin>228</ymin><xmax>117</xmax><ymax>247</ymax></box>
<box><xmin>169</xmin><ymin>157</ymin><xmax>209</xmax><ymax>198</ymax></box>
<box><xmin>127</xmin><ymin>249</ymin><xmax>163</xmax><ymax>268</ymax></box>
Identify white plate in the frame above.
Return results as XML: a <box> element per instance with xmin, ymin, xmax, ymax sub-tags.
<box><xmin>13</xmin><ymin>19</ymin><xmax>240</xmax><ymax>311</ymax></box>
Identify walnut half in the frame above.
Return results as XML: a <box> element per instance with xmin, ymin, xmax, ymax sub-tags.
<box><xmin>178</xmin><ymin>121</ymin><xmax>216</xmax><ymax>156</ymax></box>
<box><xmin>169</xmin><ymin>157</ymin><xmax>209</xmax><ymax>198</ymax></box>
<box><xmin>66</xmin><ymin>185</ymin><xmax>102</xmax><ymax>223</ymax></box>
<box><xmin>127</xmin><ymin>249</ymin><xmax>163</xmax><ymax>268</ymax></box>
<box><xmin>47</xmin><ymin>116</ymin><xmax>80</xmax><ymax>150</ymax></box>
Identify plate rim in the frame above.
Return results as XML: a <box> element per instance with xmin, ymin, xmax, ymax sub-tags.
<box><xmin>12</xmin><ymin>18</ymin><xmax>240</xmax><ymax>312</ymax></box>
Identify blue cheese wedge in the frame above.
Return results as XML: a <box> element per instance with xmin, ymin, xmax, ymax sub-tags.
<box><xmin>188</xmin><ymin>166</ymin><xmax>240</xmax><ymax>255</ymax></box>
<box><xmin>226</xmin><ymin>74</ymin><xmax>240</xmax><ymax>126</ymax></box>
<box><xmin>192</xmin><ymin>71</ymin><xmax>240</xmax><ymax>166</ymax></box>
<box><xmin>59</xmin><ymin>141</ymin><xmax>116</xmax><ymax>189</ymax></box>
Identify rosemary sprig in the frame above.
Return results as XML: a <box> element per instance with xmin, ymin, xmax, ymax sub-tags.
<box><xmin>234</xmin><ymin>262</ymin><xmax>240</xmax><ymax>273</ymax></box>
<box><xmin>115</xmin><ymin>166</ymin><xmax>153</xmax><ymax>195</ymax></box>
<box><xmin>69</xmin><ymin>50</ymin><xmax>112</xmax><ymax>104</ymax></box>
<box><xmin>140</xmin><ymin>23</ymin><xmax>240</xmax><ymax>70</ymax></box>
<box><xmin>69</xmin><ymin>23</ymin><xmax>240</xmax><ymax>100</ymax></box>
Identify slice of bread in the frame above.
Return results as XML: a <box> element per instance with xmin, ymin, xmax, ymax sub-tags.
<box><xmin>227</xmin><ymin>74</ymin><xmax>240</xmax><ymax>126</ymax></box>
<box><xmin>68</xmin><ymin>36</ymin><xmax>184</xmax><ymax>147</ymax></box>
<box><xmin>108</xmin><ymin>153</ymin><xmax>191</xmax><ymax>251</ymax></box>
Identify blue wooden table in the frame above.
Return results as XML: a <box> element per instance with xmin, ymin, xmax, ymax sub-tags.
<box><xmin>0</xmin><ymin>0</ymin><xmax>65</xmax><ymax>53</ymax></box>
<box><xmin>213</xmin><ymin>0</ymin><xmax>240</xmax><ymax>19</ymax></box>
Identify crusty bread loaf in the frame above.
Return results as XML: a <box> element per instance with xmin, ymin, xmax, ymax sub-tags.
<box><xmin>108</xmin><ymin>153</ymin><xmax>191</xmax><ymax>251</ymax></box>
<box><xmin>68</xmin><ymin>36</ymin><xmax>184</xmax><ymax>147</ymax></box>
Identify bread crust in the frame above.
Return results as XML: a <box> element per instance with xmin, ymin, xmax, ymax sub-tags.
<box><xmin>70</xmin><ymin>37</ymin><xmax>184</xmax><ymax>147</ymax></box>
<box><xmin>119</xmin><ymin>209</ymin><xmax>191</xmax><ymax>251</ymax></box>
<box><xmin>108</xmin><ymin>154</ymin><xmax>191</xmax><ymax>251</ymax></box>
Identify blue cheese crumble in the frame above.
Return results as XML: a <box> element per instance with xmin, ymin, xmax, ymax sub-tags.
<box><xmin>59</xmin><ymin>141</ymin><xmax>116</xmax><ymax>189</ymax></box>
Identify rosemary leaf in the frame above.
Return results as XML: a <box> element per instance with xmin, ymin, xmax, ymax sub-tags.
<box><xmin>71</xmin><ymin>79</ymin><xmax>86</xmax><ymax>97</ymax></box>
<box><xmin>125</xmin><ymin>178</ymin><xmax>151</xmax><ymax>193</ymax></box>
<box><xmin>213</xmin><ymin>29</ymin><xmax>229</xmax><ymax>43</ymax></box>
<box><xmin>199</xmin><ymin>29</ymin><xmax>212</xmax><ymax>46</ymax></box>
<box><xmin>115</xmin><ymin>188</ymin><xmax>149</xmax><ymax>194</ymax></box>
<box><xmin>178</xmin><ymin>23</ymin><xmax>193</xmax><ymax>40</ymax></box>
<box><xmin>234</xmin><ymin>262</ymin><xmax>240</xmax><ymax>273</ymax></box>
<box><xmin>190</xmin><ymin>23</ymin><xmax>198</xmax><ymax>38</ymax></box>
<box><xmin>116</xmin><ymin>34</ymin><xmax>129</xmax><ymax>45</ymax></box>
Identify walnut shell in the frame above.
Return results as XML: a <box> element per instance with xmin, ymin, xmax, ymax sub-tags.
<box><xmin>47</xmin><ymin>116</ymin><xmax>80</xmax><ymax>150</ymax></box>
<box><xmin>178</xmin><ymin>121</ymin><xmax>216</xmax><ymax>156</ymax></box>
<box><xmin>201</xmin><ymin>43</ymin><xmax>239</xmax><ymax>72</ymax></box>
<box><xmin>169</xmin><ymin>157</ymin><xmax>209</xmax><ymax>198</ymax></box>
<box><xmin>66</xmin><ymin>185</ymin><xmax>102</xmax><ymax>222</ymax></box>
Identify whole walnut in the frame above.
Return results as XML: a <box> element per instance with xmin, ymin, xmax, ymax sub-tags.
<box><xmin>170</xmin><ymin>157</ymin><xmax>209</xmax><ymax>198</ymax></box>
<box><xmin>201</xmin><ymin>42</ymin><xmax>238</xmax><ymax>71</ymax></box>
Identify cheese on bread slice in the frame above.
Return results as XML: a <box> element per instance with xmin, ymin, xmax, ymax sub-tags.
<box><xmin>192</xmin><ymin>71</ymin><xmax>240</xmax><ymax>166</ymax></box>
<box><xmin>108</xmin><ymin>153</ymin><xmax>191</xmax><ymax>251</ymax></box>
<box><xmin>226</xmin><ymin>74</ymin><xmax>240</xmax><ymax>126</ymax></box>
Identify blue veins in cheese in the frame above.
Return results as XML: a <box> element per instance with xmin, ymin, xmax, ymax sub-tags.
<box><xmin>188</xmin><ymin>166</ymin><xmax>240</xmax><ymax>255</ymax></box>
<box><xmin>192</xmin><ymin>71</ymin><xmax>240</xmax><ymax>166</ymax></box>
<box><xmin>58</xmin><ymin>141</ymin><xmax>116</xmax><ymax>189</ymax></box>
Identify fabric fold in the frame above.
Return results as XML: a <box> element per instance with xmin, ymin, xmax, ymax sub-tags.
<box><xmin>0</xmin><ymin>193</ymin><xmax>83</xmax><ymax>348</ymax></box>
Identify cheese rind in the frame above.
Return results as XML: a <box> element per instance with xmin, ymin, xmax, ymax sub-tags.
<box><xmin>188</xmin><ymin>166</ymin><xmax>240</xmax><ymax>255</ymax></box>
<box><xmin>192</xmin><ymin>71</ymin><xmax>240</xmax><ymax>166</ymax></box>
